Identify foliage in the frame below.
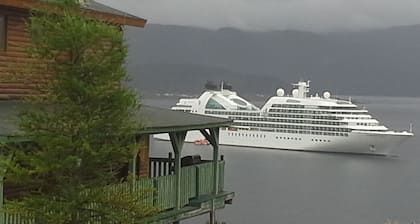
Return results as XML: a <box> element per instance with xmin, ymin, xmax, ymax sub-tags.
<box><xmin>1</xmin><ymin>0</ymin><xmax>154</xmax><ymax>223</ymax></box>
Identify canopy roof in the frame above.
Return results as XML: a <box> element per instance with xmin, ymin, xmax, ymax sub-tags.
<box><xmin>138</xmin><ymin>105</ymin><xmax>232</xmax><ymax>134</ymax></box>
<box><xmin>0</xmin><ymin>0</ymin><xmax>147</xmax><ymax>27</ymax></box>
<box><xmin>0</xmin><ymin>101</ymin><xmax>232</xmax><ymax>143</ymax></box>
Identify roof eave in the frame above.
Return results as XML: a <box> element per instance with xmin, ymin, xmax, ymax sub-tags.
<box><xmin>83</xmin><ymin>9</ymin><xmax>147</xmax><ymax>27</ymax></box>
<box><xmin>0</xmin><ymin>0</ymin><xmax>147</xmax><ymax>27</ymax></box>
<box><xmin>137</xmin><ymin>121</ymin><xmax>233</xmax><ymax>135</ymax></box>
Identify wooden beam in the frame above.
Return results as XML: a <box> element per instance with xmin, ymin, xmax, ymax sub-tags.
<box><xmin>0</xmin><ymin>0</ymin><xmax>40</xmax><ymax>10</ymax></box>
<box><xmin>199</xmin><ymin>128</ymin><xmax>219</xmax><ymax>147</ymax></box>
<box><xmin>169</xmin><ymin>131</ymin><xmax>186</xmax><ymax>155</ymax></box>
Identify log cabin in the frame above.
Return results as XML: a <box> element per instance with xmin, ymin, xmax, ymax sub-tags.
<box><xmin>0</xmin><ymin>0</ymin><xmax>146</xmax><ymax>100</ymax></box>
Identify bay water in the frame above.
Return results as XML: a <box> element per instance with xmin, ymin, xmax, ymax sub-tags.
<box><xmin>143</xmin><ymin>96</ymin><xmax>420</xmax><ymax>224</ymax></box>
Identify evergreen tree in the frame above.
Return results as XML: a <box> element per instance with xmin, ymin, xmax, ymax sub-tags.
<box><xmin>2</xmin><ymin>1</ymin><xmax>155</xmax><ymax>223</ymax></box>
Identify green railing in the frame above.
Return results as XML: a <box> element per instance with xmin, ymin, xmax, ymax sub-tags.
<box><xmin>151</xmin><ymin>160</ymin><xmax>225</xmax><ymax>210</ymax></box>
<box><xmin>0</xmin><ymin>161</ymin><xmax>226</xmax><ymax>223</ymax></box>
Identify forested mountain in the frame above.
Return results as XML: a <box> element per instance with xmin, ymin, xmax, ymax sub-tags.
<box><xmin>126</xmin><ymin>24</ymin><xmax>420</xmax><ymax>96</ymax></box>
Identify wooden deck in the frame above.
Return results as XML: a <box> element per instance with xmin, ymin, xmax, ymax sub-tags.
<box><xmin>0</xmin><ymin>160</ymin><xmax>234</xmax><ymax>224</ymax></box>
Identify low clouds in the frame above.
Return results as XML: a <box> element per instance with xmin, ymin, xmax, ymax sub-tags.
<box><xmin>100</xmin><ymin>0</ymin><xmax>420</xmax><ymax>32</ymax></box>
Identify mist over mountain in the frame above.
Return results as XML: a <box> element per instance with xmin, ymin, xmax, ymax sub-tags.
<box><xmin>126</xmin><ymin>24</ymin><xmax>420</xmax><ymax>97</ymax></box>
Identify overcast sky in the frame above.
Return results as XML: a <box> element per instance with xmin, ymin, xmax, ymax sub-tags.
<box><xmin>99</xmin><ymin>0</ymin><xmax>420</xmax><ymax>32</ymax></box>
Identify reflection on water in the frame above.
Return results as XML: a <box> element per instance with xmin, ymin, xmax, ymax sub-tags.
<box><xmin>145</xmin><ymin>96</ymin><xmax>420</xmax><ymax>224</ymax></box>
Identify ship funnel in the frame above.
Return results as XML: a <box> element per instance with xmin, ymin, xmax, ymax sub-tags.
<box><xmin>205</xmin><ymin>81</ymin><xmax>218</xmax><ymax>90</ymax></box>
<box><xmin>224</xmin><ymin>82</ymin><xmax>233</xmax><ymax>91</ymax></box>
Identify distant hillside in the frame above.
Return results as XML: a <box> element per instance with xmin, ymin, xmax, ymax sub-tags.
<box><xmin>126</xmin><ymin>24</ymin><xmax>420</xmax><ymax>96</ymax></box>
<box><xmin>126</xmin><ymin>63</ymin><xmax>287</xmax><ymax>96</ymax></box>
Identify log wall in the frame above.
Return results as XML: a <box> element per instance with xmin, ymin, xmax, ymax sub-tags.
<box><xmin>0</xmin><ymin>6</ymin><xmax>128</xmax><ymax>101</ymax></box>
<box><xmin>0</xmin><ymin>7</ymin><xmax>42</xmax><ymax>100</ymax></box>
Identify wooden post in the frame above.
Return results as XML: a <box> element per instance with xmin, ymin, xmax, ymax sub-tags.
<box><xmin>200</xmin><ymin>128</ymin><xmax>220</xmax><ymax>224</ymax></box>
<box><xmin>174</xmin><ymin>150</ymin><xmax>181</xmax><ymax>209</ymax></box>
<box><xmin>132</xmin><ymin>137</ymin><xmax>138</xmax><ymax>188</ymax></box>
<box><xmin>169</xmin><ymin>131</ymin><xmax>186</xmax><ymax>211</ymax></box>
<box><xmin>138</xmin><ymin>135</ymin><xmax>150</xmax><ymax>177</ymax></box>
<box><xmin>211</xmin><ymin>128</ymin><xmax>219</xmax><ymax>224</ymax></box>
<box><xmin>0</xmin><ymin>154</ymin><xmax>14</xmax><ymax>224</ymax></box>
<box><xmin>210</xmin><ymin>128</ymin><xmax>220</xmax><ymax>196</ymax></box>
<box><xmin>0</xmin><ymin>177</ymin><xmax>4</xmax><ymax>224</ymax></box>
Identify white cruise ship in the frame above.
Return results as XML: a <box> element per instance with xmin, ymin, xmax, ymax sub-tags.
<box><xmin>154</xmin><ymin>81</ymin><xmax>413</xmax><ymax>155</ymax></box>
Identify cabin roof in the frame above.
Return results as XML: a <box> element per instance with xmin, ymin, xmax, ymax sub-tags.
<box><xmin>0</xmin><ymin>101</ymin><xmax>232</xmax><ymax>143</ymax></box>
<box><xmin>84</xmin><ymin>1</ymin><xmax>136</xmax><ymax>19</ymax></box>
<box><xmin>0</xmin><ymin>0</ymin><xmax>147</xmax><ymax>27</ymax></box>
<box><xmin>138</xmin><ymin>105</ymin><xmax>232</xmax><ymax>134</ymax></box>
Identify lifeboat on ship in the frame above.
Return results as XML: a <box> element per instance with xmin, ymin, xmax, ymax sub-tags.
<box><xmin>193</xmin><ymin>139</ymin><xmax>210</xmax><ymax>145</ymax></box>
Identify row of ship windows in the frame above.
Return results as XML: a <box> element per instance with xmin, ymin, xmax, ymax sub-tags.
<box><xmin>356</xmin><ymin>122</ymin><xmax>377</xmax><ymax>126</ymax></box>
<box><xmin>233</xmin><ymin>122</ymin><xmax>350</xmax><ymax>132</ymax></box>
<box><xmin>312</xmin><ymin>139</ymin><xmax>332</xmax><ymax>142</ymax></box>
<box><xmin>275</xmin><ymin>136</ymin><xmax>332</xmax><ymax>143</ymax></box>
<box><xmin>229</xmin><ymin>116</ymin><xmax>346</xmax><ymax>126</ymax></box>
<box><xmin>205</xmin><ymin>110</ymin><xmax>260</xmax><ymax>116</ymax></box>
<box><xmin>206</xmin><ymin>110</ymin><xmax>372</xmax><ymax>124</ymax></box>
<box><xmin>270</xmin><ymin>114</ymin><xmax>371</xmax><ymax>120</ymax></box>
<box><xmin>269</xmin><ymin>108</ymin><xmax>367</xmax><ymax>115</ymax></box>
<box><xmin>227</xmin><ymin>132</ymin><xmax>267</xmax><ymax>138</ymax></box>
<box><xmin>274</xmin><ymin>129</ymin><xmax>349</xmax><ymax>137</ymax></box>
<box><xmin>346</xmin><ymin>117</ymin><xmax>370</xmax><ymax>120</ymax></box>
<box><xmin>224</xmin><ymin>127</ymin><xmax>350</xmax><ymax>137</ymax></box>
<box><xmin>226</xmin><ymin>130</ymin><xmax>349</xmax><ymax>137</ymax></box>
<box><xmin>275</xmin><ymin>136</ymin><xmax>303</xmax><ymax>140</ymax></box>
<box><xmin>206</xmin><ymin>110</ymin><xmax>371</xmax><ymax>121</ymax></box>
<box><xmin>271</xmin><ymin>104</ymin><xmax>359</xmax><ymax>110</ymax></box>
<box><xmin>272</xmin><ymin>104</ymin><xmax>304</xmax><ymax>109</ymax></box>
<box><xmin>269</xmin><ymin>114</ymin><xmax>341</xmax><ymax>120</ymax></box>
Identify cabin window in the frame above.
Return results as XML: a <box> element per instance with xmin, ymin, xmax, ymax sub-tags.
<box><xmin>0</xmin><ymin>15</ymin><xmax>5</xmax><ymax>50</ymax></box>
<box><xmin>205</xmin><ymin>98</ymin><xmax>226</xmax><ymax>110</ymax></box>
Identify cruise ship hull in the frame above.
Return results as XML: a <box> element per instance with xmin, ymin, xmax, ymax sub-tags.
<box><xmin>154</xmin><ymin>130</ymin><xmax>413</xmax><ymax>155</ymax></box>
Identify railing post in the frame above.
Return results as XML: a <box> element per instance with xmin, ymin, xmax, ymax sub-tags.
<box><xmin>152</xmin><ymin>179</ymin><xmax>158</xmax><ymax>207</ymax></box>
<box><xmin>174</xmin><ymin>150</ymin><xmax>181</xmax><ymax>209</ymax></box>
<box><xmin>212</xmin><ymin>145</ymin><xmax>219</xmax><ymax>195</ymax></box>
<box><xmin>195</xmin><ymin>165</ymin><xmax>200</xmax><ymax>198</ymax></box>
<box><xmin>132</xmin><ymin>150</ymin><xmax>137</xmax><ymax>189</ymax></box>
<box><xmin>158</xmin><ymin>161</ymin><xmax>162</xmax><ymax>177</ymax></box>
<box><xmin>153</xmin><ymin>161</ymin><xmax>157</xmax><ymax>177</ymax></box>
<box><xmin>149</xmin><ymin>159</ymin><xmax>152</xmax><ymax>177</ymax></box>
<box><xmin>168</xmin><ymin>152</ymin><xmax>173</xmax><ymax>175</ymax></box>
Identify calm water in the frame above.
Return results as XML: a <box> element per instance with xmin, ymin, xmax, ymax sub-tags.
<box><xmin>143</xmin><ymin>96</ymin><xmax>420</xmax><ymax>224</ymax></box>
